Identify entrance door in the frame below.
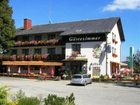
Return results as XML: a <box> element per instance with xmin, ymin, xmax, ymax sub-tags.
<box><xmin>110</xmin><ymin>62</ymin><xmax>119</xmax><ymax>75</ymax></box>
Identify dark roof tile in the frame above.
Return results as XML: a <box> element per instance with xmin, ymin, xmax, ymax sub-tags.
<box><xmin>16</xmin><ymin>17</ymin><xmax>125</xmax><ymax>41</ymax></box>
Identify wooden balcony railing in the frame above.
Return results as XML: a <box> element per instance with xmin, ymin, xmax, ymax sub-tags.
<box><xmin>15</xmin><ymin>39</ymin><xmax>64</xmax><ymax>47</ymax></box>
<box><xmin>1</xmin><ymin>54</ymin><xmax>65</xmax><ymax>61</ymax></box>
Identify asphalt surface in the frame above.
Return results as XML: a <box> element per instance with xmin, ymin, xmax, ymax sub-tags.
<box><xmin>0</xmin><ymin>77</ymin><xmax>140</xmax><ymax>105</ymax></box>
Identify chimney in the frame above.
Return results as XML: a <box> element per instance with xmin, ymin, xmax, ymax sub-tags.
<box><xmin>24</xmin><ymin>18</ymin><xmax>32</xmax><ymax>30</ymax></box>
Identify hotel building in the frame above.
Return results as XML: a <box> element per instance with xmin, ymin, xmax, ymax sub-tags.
<box><xmin>1</xmin><ymin>17</ymin><xmax>125</xmax><ymax>78</ymax></box>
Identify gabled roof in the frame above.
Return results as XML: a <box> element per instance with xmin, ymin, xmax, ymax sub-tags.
<box><xmin>16</xmin><ymin>17</ymin><xmax>125</xmax><ymax>41</ymax></box>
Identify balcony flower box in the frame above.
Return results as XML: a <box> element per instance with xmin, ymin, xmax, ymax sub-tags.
<box><xmin>29</xmin><ymin>40</ymin><xmax>38</xmax><ymax>46</ymax></box>
<box><xmin>70</xmin><ymin>51</ymin><xmax>79</xmax><ymax>58</ymax></box>
<box><xmin>42</xmin><ymin>54</ymin><xmax>49</xmax><ymax>60</ymax></box>
<box><xmin>112</xmin><ymin>53</ymin><xmax>118</xmax><ymax>58</ymax></box>
<box><xmin>17</xmin><ymin>55</ymin><xmax>25</xmax><ymax>61</ymax></box>
<box><xmin>1</xmin><ymin>55</ymin><xmax>10</xmax><ymax>61</ymax></box>
<box><xmin>10</xmin><ymin>55</ymin><xmax>17</xmax><ymax>61</ymax></box>
<box><xmin>47</xmin><ymin>39</ymin><xmax>59</xmax><ymax>45</ymax></box>
<box><xmin>25</xmin><ymin>54</ymin><xmax>33</xmax><ymax>61</ymax></box>
<box><xmin>15</xmin><ymin>41</ymin><xmax>22</xmax><ymax>46</ymax></box>
<box><xmin>37</xmin><ymin>40</ymin><xmax>44</xmax><ymax>45</ymax></box>
<box><xmin>23</xmin><ymin>41</ymin><xmax>29</xmax><ymax>46</ymax></box>
<box><xmin>34</xmin><ymin>54</ymin><xmax>42</xmax><ymax>61</ymax></box>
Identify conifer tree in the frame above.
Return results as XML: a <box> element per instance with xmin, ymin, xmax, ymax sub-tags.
<box><xmin>0</xmin><ymin>0</ymin><xmax>15</xmax><ymax>53</ymax></box>
<box><xmin>133</xmin><ymin>50</ymin><xmax>140</xmax><ymax>73</ymax></box>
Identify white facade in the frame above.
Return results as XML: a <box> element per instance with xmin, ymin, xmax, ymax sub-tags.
<box><xmin>65</xmin><ymin>23</ymin><xmax>122</xmax><ymax>77</ymax></box>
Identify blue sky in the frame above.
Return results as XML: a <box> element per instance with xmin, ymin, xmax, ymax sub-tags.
<box><xmin>9</xmin><ymin>0</ymin><xmax>140</xmax><ymax>61</ymax></box>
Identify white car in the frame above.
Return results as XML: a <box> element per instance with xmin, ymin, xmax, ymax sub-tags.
<box><xmin>71</xmin><ymin>74</ymin><xmax>92</xmax><ymax>86</ymax></box>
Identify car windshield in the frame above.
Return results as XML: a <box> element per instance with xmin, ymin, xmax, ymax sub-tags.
<box><xmin>72</xmin><ymin>75</ymin><xmax>81</xmax><ymax>79</ymax></box>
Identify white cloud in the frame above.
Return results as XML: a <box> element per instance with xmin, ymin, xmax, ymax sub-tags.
<box><xmin>103</xmin><ymin>0</ymin><xmax>140</xmax><ymax>11</ymax></box>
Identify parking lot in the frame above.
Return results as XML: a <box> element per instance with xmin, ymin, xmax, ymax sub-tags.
<box><xmin>0</xmin><ymin>77</ymin><xmax>140</xmax><ymax>105</ymax></box>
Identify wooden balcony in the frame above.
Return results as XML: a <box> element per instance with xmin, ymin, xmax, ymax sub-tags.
<box><xmin>1</xmin><ymin>54</ymin><xmax>65</xmax><ymax>61</ymax></box>
<box><xmin>14</xmin><ymin>39</ymin><xmax>64</xmax><ymax>47</ymax></box>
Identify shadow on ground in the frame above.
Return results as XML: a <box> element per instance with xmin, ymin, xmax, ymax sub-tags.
<box><xmin>67</xmin><ymin>83</ymin><xmax>86</xmax><ymax>87</ymax></box>
<box><xmin>115</xmin><ymin>82</ymin><xmax>140</xmax><ymax>88</ymax></box>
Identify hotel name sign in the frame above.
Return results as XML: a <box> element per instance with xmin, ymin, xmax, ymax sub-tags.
<box><xmin>63</xmin><ymin>34</ymin><xmax>106</xmax><ymax>42</ymax></box>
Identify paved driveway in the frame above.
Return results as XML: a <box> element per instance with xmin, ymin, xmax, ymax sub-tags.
<box><xmin>0</xmin><ymin>77</ymin><xmax>140</xmax><ymax>105</ymax></box>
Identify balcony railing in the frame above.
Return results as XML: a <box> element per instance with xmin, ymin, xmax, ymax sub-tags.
<box><xmin>1</xmin><ymin>54</ymin><xmax>65</xmax><ymax>61</ymax></box>
<box><xmin>15</xmin><ymin>39</ymin><xmax>64</xmax><ymax>47</ymax></box>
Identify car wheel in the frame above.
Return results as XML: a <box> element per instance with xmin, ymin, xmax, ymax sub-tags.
<box><xmin>90</xmin><ymin>81</ymin><xmax>92</xmax><ymax>84</ymax></box>
<box><xmin>84</xmin><ymin>82</ymin><xmax>87</xmax><ymax>86</ymax></box>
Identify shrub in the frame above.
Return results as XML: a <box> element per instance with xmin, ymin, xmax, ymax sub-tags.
<box><xmin>44</xmin><ymin>93</ymin><xmax>75</xmax><ymax>105</ymax></box>
<box><xmin>0</xmin><ymin>86</ymin><xmax>9</xmax><ymax>105</ymax></box>
<box><xmin>44</xmin><ymin>94</ymin><xmax>65</xmax><ymax>105</ymax></box>
<box><xmin>18</xmin><ymin>97</ymin><xmax>40</xmax><ymax>105</ymax></box>
<box><xmin>15</xmin><ymin>90</ymin><xmax>26</xmax><ymax>101</ymax></box>
<box><xmin>100</xmin><ymin>74</ymin><xmax>109</xmax><ymax>81</ymax></box>
<box><xmin>65</xmin><ymin>93</ymin><xmax>75</xmax><ymax>105</ymax></box>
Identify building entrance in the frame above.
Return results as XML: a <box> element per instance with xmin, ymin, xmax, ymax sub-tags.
<box><xmin>64</xmin><ymin>61</ymin><xmax>87</xmax><ymax>75</ymax></box>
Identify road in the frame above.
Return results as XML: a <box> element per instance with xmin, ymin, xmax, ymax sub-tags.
<box><xmin>0</xmin><ymin>77</ymin><xmax>140</xmax><ymax>105</ymax></box>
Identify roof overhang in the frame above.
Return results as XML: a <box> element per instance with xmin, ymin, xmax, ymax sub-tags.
<box><xmin>117</xmin><ymin>19</ymin><xmax>125</xmax><ymax>41</ymax></box>
<box><xmin>63</xmin><ymin>58</ymin><xmax>87</xmax><ymax>62</ymax></box>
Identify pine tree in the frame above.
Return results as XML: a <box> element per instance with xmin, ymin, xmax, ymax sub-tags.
<box><xmin>0</xmin><ymin>0</ymin><xmax>15</xmax><ymax>54</ymax></box>
<box><xmin>133</xmin><ymin>50</ymin><xmax>140</xmax><ymax>73</ymax></box>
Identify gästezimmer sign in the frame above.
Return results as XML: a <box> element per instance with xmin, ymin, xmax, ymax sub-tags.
<box><xmin>62</xmin><ymin>34</ymin><xmax>106</xmax><ymax>42</ymax></box>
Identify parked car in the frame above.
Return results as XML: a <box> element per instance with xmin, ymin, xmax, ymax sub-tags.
<box><xmin>71</xmin><ymin>74</ymin><xmax>92</xmax><ymax>86</ymax></box>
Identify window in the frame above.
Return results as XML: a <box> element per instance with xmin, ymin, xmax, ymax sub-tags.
<box><xmin>34</xmin><ymin>48</ymin><xmax>42</xmax><ymax>54</ymax></box>
<box><xmin>22</xmin><ymin>35</ymin><xmax>29</xmax><ymax>41</ymax></box>
<box><xmin>112</xmin><ymin>47</ymin><xmax>116</xmax><ymax>54</ymax></box>
<box><xmin>11</xmin><ymin>49</ymin><xmax>17</xmax><ymax>55</ymax></box>
<box><xmin>34</xmin><ymin>35</ymin><xmax>42</xmax><ymax>41</ymax></box>
<box><xmin>48</xmin><ymin>48</ymin><xmax>55</xmax><ymax>54</ymax></box>
<box><xmin>61</xmin><ymin>47</ymin><xmax>65</xmax><ymax>55</ymax></box>
<box><xmin>112</xmin><ymin>32</ymin><xmax>116</xmax><ymax>42</ymax></box>
<box><xmin>72</xmin><ymin>44</ymin><xmax>81</xmax><ymax>53</ymax></box>
<box><xmin>22</xmin><ymin>49</ymin><xmax>29</xmax><ymax>55</ymax></box>
<box><xmin>48</xmin><ymin>34</ymin><xmax>55</xmax><ymax>40</ymax></box>
<box><xmin>72</xmin><ymin>75</ymin><xmax>81</xmax><ymax>79</ymax></box>
<box><xmin>114</xmin><ymin>48</ymin><xmax>116</xmax><ymax>54</ymax></box>
<box><xmin>83</xmin><ymin>75</ymin><xmax>88</xmax><ymax>78</ymax></box>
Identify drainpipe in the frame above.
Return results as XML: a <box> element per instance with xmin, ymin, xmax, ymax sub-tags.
<box><xmin>105</xmin><ymin>34</ymin><xmax>108</xmax><ymax>75</ymax></box>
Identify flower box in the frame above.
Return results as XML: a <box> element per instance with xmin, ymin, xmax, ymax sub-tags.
<box><xmin>10</xmin><ymin>55</ymin><xmax>17</xmax><ymax>61</ymax></box>
<box><xmin>112</xmin><ymin>53</ymin><xmax>118</xmax><ymax>57</ymax></box>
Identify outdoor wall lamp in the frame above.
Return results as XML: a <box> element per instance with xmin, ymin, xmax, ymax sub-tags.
<box><xmin>89</xmin><ymin>63</ymin><xmax>93</xmax><ymax>71</ymax></box>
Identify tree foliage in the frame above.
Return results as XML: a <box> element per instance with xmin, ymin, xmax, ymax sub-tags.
<box><xmin>133</xmin><ymin>50</ymin><xmax>140</xmax><ymax>73</ymax></box>
<box><xmin>0</xmin><ymin>0</ymin><xmax>16</xmax><ymax>53</ymax></box>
